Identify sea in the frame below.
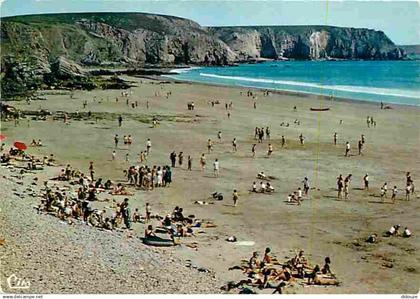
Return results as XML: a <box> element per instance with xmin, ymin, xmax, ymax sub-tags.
<box><xmin>165</xmin><ymin>60</ymin><xmax>420</xmax><ymax>106</ymax></box>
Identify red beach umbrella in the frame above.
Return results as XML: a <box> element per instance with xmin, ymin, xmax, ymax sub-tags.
<box><xmin>0</xmin><ymin>134</ymin><xmax>6</xmax><ymax>141</ymax></box>
<box><xmin>14</xmin><ymin>141</ymin><xmax>27</xmax><ymax>151</ymax></box>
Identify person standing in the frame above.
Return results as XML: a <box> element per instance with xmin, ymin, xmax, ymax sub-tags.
<box><xmin>233</xmin><ymin>189</ymin><xmax>239</xmax><ymax>207</ymax></box>
<box><xmin>112</xmin><ymin>150</ymin><xmax>116</xmax><ymax>160</ymax></box>
<box><xmin>303</xmin><ymin>177</ymin><xmax>310</xmax><ymax>196</ymax></box>
<box><xmin>281</xmin><ymin>135</ymin><xmax>286</xmax><ymax>148</ymax></box>
<box><xmin>207</xmin><ymin>139</ymin><xmax>213</xmax><ymax>153</ymax></box>
<box><xmin>345</xmin><ymin>142</ymin><xmax>350</xmax><ymax>157</ymax></box>
<box><xmin>114</xmin><ymin>134</ymin><xmax>119</xmax><ymax>148</ymax></box>
<box><xmin>344</xmin><ymin>174</ymin><xmax>352</xmax><ymax>200</ymax></box>
<box><xmin>267</xmin><ymin>143</ymin><xmax>273</xmax><ymax>157</ymax></box>
<box><xmin>145</xmin><ymin>203</ymin><xmax>151</xmax><ymax>223</ymax></box>
<box><xmin>118</xmin><ymin>115</ymin><xmax>123</xmax><ymax>127</ymax></box>
<box><xmin>266</xmin><ymin>127</ymin><xmax>270</xmax><ymax>140</ymax></box>
<box><xmin>217</xmin><ymin>131</ymin><xmax>222</xmax><ymax>142</ymax></box>
<box><xmin>178</xmin><ymin>152</ymin><xmax>184</xmax><ymax>167</ymax></box>
<box><xmin>251</xmin><ymin>144</ymin><xmax>256</xmax><ymax>158</ymax></box>
<box><xmin>213</xmin><ymin>159</ymin><xmax>220</xmax><ymax>177</ymax></box>
<box><xmin>170</xmin><ymin>151</ymin><xmax>177</xmax><ymax>167</ymax></box>
<box><xmin>232</xmin><ymin>138</ymin><xmax>237</xmax><ymax>152</ymax></box>
<box><xmin>389</xmin><ymin>186</ymin><xmax>397</xmax><ymax>203</ymax></box>
<box><xmin>146</xmin><ymin>138</ymin><xmax>152</xmax><ymax>154</ymax></box>
<box><xmin>358</xmin><ymin>140</ymin><xmax>363</xmax><ymax>155</ymax></box>
<box><xmin>89</xmin><ymin>161</ymin><xmax>95</xmax><ymax>181</ymax></box>
<box><xmin>333</xmin><ymin>133</ymin><xmax>337</xmax><ymax>145</ymax></box>
<box><xmin>382</xmin><ymin>182</ymin><xmax>388</xmax><ymax>198</ymax></box>
<box><xmin>122</xmin><ymin>198</ymin><xmax>131</xmax><ymax>229</ymax></box>
<box><xmin>363</xmin><ymin>173</ymin><xmax>369</xmax><ymax>190</ymax></box>
<box><xmin>187</xmin><ymin>155</ymin><xmax>192</xmax><ymax>171</ymax></box>
<box><xmin>299</xmin><ymin>134</ymin><xmax>304</xmax><ymax>145</ymax></box>
<box><xmin>337</xmin><ymin>175</ymin><xmax>343</xmax><ymax>199</ymax></box>
<box><xmin>200</xmin><ymin>154</ymin><xmax>206</xmax><ymax>172</ymax></box>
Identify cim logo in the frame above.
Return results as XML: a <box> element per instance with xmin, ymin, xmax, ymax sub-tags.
<box><xmin>7</xmin><ymin>274</ymin><xmax>31</xmax><ymax>290</ymax></box>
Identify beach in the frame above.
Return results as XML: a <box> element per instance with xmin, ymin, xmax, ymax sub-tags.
<box><xmin>1</xmin><ymin>75</ymin><xmax>419</xmax><ymax>294</ymax></box>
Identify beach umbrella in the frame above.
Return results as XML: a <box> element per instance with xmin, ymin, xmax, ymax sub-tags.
<box><xmin>13</xmin><ymin>141</ymin><xmax>27</xmax><ymax>151</ymax></box>
<box><xmin>0</xmin><ymin>134</ymin><xmax>6</xmax><ymax>141</ymax></box>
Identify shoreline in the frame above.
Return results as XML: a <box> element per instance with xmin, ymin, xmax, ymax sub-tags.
<box><xmin>162</xmin><ymin>74</ymin><xmax>420</xmax><ymax>109</ymax></box>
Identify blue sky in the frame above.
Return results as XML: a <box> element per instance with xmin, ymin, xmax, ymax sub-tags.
<box><xmin>1</xmin><ymin>0</ymin><xmax>419</xmax><ymax>45</ymax></box>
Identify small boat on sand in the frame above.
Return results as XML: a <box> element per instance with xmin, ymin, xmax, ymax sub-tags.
<box><xmin>310</xmin><ymin>107</ymin><xmax>330</xmax><ymax>111</ymax></box>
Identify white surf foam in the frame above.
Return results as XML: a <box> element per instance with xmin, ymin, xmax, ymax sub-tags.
<box><xmin>199</xmin><ymin>73</ymin><xmax>420</xmax><ymax>99</ymax></box>
<box><xmin>169</xmin><ymin>67</ymin><xmax>202</xmax><ymax>74</ymax></box>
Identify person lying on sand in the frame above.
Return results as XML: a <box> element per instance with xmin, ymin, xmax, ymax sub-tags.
<box><xmin>111</xmin><ymin>183</ymin><xmax>133</xmax><ymax>196</ymax></box>
<box><xmin>257</xmin><ymin>172</ymin><xmax>267</xmax><ymax>179</ymax></box>
<box><xmin>266</xmin><ymin>182</ymin><xmax>275</xmax><ymax>193</ymax></box>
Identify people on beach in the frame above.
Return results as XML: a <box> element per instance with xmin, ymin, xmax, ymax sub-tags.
<box><xmin>207</xmin><ymin>139</ymin><xmax>213</xmax><ymax>153</ymax></box>
<box><xmin>114</xmin><ymin>134</ymin><xmax>119</xmax><ymax>148</ymax></box>
<box><xmin>187</xmin><ymin>155</ymin><xmax>192</xmax><ymax>171</ymax></box>
<box><xmin>200</xmin><ymin>154</ymin><xmax>206</xmax><ymax>171</ymax></box>
<box><xmin>233</xmin><ymin>189</ymin><xmax>239</xmax><ymax>206</ymax></box>
<box><xmin>345</xmin><ymin>142</ymin><xmax>350</xmax><ymax>157</ymax></box>
<box><xmin>358</xmin><ymin>140</ymin><xmax>363</xmax><ymax>155</ymax></box>
<box><xmin>363</xmin><ymin>173</ymin><xmax>369</xmax><ymax>190</ymax></box>
<box><xmin>213</xmin><ymin>159</ymin><xmax>220</xmax><ymax>177</ymax></box>
<box><xmin>251</xmin><ymin>144</ymin><xmax>256</xmax><ymax>158</ymax></box>
<box><xmin>170</xmin><ymin>151</ymin><xmax>177</xmax><ymax>167</ymax></box>
<box><xmin>391</xmin><ymin>186</ymin><xmax>398</xmax><ymax>203</ymax></box>
<box><xmin>146</xmin><ymin>138</ymin><xmax>152</xmax><ymax>154</ymax></box>
<box><xmin>267</xmin><ymin>144</ymin><xmax>273</xmax><ymax>157</ymax></box>
<box><xmin>232</xmin><ymin>138</ymin><xmax>237</xmax><ymax>152</ymax></box>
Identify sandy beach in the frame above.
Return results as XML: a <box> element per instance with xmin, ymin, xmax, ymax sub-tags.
<box><xmin>1</xmin><ymin>75</ymin><xmax>419</xmax><ymax>294</ymax></box>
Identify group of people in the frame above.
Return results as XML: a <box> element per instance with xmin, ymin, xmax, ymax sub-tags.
<box><xmin>228</xmin><ymin>248</ymin><xmax>336</xmax><ymax>293</ymax></box>
<box><xmin>252</xmin><ymin>181</ymin><xmax>275</xmax><ymax>193</ymax></box>
<box><xmin>255</xmin><ymin>127</ymin><xmax>270</xmax><ymax>143</ymax></box>
<box><xmin>125</xmin><ymin>164</ymin><xmax>172</xmax><ymax>189</ymax></box>
<box><xmin>362</xmin><ymin>172</ymin><xmax>415</xmax><ymax>202</ymax></box>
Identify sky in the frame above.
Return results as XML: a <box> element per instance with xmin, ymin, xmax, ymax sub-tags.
<box><xmin>0</xmin><ymin>0</ymin><xmax>419</xmax><ymax>45</ymax></box>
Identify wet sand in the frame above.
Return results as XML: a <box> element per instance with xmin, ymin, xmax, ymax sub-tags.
<box><xmin>1</xmin><ymin>76</ymin><xmax>419</xmax><ymax>294</ymax></box>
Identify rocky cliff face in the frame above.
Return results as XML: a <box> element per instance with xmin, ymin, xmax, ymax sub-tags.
<box><xmin>208</xmin><ymin>26</ymin><xmax>405</xmax><ymax>60</ymax></box>
<box><xmin>1</xmin><ymin>13</ymin><xmax>405</xmax><ymax>70</ymax></box>
<box><xmin>0</xmin><ymin>13</ymin><xmax>236</xmax><ymax>68</ymax></box>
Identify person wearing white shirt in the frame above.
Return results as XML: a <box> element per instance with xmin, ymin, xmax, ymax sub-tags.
<box><xmin>213</xmin><ymin>159</ymin><xmax>220</xmax><ymax>177</ymax></box>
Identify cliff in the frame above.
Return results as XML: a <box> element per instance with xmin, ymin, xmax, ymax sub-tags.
<box><xmin>1</xmin><ymin>13</ymin><xmax>236</xmax><ymax>67</ymax></box>
<box><xmin>0</xmin><ymin>13</ymin><xmax>406</xmax><ymax>99</ymax></box>
<box><xmin>208</xmin><ymin>26</ymin><xmax>405</xmax><ymax>61</ymax></box>
<box><xmin>1</xmin><ymin>13</ymin><xmax>406</xmax><ymax>68</ymax></box>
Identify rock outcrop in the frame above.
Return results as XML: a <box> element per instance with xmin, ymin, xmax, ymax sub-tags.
<box><xmin>208</xmin><ymin>26</ymin><xmax>405</xmax><ymax>60</ymax></box>
<box><xmin>1</xmin><ymin>13</ymin><xmax>406</xmax><ymax>69</ymax></box>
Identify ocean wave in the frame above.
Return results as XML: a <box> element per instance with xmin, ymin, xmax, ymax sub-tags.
<box><xmin>169</xmin><ymin>67</ymin><xmax>202</xmax><ymax>74</ymax></box>
<box><xmin>199</xmin><ymin>73</ymin><xmax>420</xmax><ymax>99</ymax></box>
